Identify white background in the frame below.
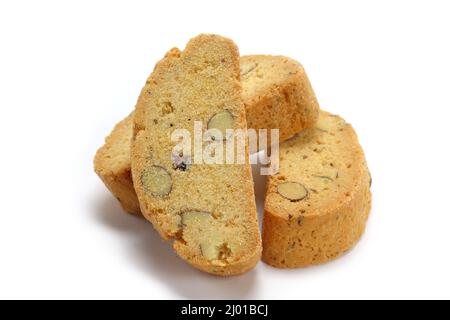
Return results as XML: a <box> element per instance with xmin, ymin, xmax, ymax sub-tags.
<box><xmin>1</xmin><ymin>0</ymin><xmax>449</xmax><ymax>300</ymax></box>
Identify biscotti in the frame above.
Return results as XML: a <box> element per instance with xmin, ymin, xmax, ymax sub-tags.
<box><xmin>241</xmin><ymin>55</ymin><xmax>319</xmax><ymax>143</ymax></box>
<box><xmin>94</xmin><ymin>113</ymin><xmax>140</xmax><ymax>214</ymax></box>
<box><xmin>94</xmin><ymin>55</ymin><xmax>319</xmax><ymax>215</ymax></box>
<box><xmin>262</xmin><ymin>110</ymin><xmax>371</xmax><ymax>268</ymax></box>
<box><xmin>131</xmin><ymin>34</ymin><xmax>261</xmax><ymax>276</ymax></box>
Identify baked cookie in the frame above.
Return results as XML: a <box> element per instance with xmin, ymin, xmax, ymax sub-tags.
<box><xmin>131</xmin><ymin>34</ymin><xmax>261</xmax><ymax>276</ymax></box>
<box><xmin>241</xmin><ymin>55</ymin><xmax>319</xmax><ymax>143</ymax></box>
<box><xmin>94</xmin><ymin>55</ymin><xmax>319</xmax><ymax>215</ymax></box>
<box><xmin>262</xmin><ymin>111</ymin><xmax>372</xmax><ymax>268</ymax></box>
<box><xmin>94</xmin><ymin>113</ymin><xmax>140</xmax><ymax>214</ymax></box>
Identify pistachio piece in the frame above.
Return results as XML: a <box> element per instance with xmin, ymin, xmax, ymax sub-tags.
<box><xmin>141</xmin><ymin>166</ymin><xmax>172</xmax><ymax>196</ymax></box>
<box><xmin>207</xmin><ymin>110</ymin><xmax>234</xmax><ymax>139</ymax></box>
<box><xmin>277</xmin><ymin>182</ymin><xmax>308</xmax><ymax>202</ymax></box>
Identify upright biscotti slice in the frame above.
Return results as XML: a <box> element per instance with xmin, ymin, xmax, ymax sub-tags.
<box><xmin>262</xmin><ymin>111</ymin><xmax>372</xmax><ymax>268</ymax></box>
<box><xmin>94</xmin><ymin>55</ymin><xmax>319</xmax><ymax>215</ymax></box>
<box><xmin>131</xmin><ymin>34</ymin><xmax>261</xmax><ymax>276</ymax></box>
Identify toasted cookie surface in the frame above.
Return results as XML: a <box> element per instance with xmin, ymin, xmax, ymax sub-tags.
<box><xmin>131</xmin><ymin>34</ymin><xmax>261</xmax><ymax>276</ymax></box>
<box><xmin>94</xmin><ymin>113</ymin><xmax>140</xmax><ymax>214</ymax></box>
<box><xmin>94</xmin><ymin>55</ymin><xmax>319</xmax><ymax>215</ymax></box>
<box><xmin>241</xmin><ymin>55</ymin><xmax>319</xmax><ymax>143</ymax></box>
<box><xmin>262</xmin><ymin>110</ymin><xmax>372</xmax><ymax>268</ymax></box>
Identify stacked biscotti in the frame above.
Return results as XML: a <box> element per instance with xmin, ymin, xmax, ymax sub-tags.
<box><xmin>94</xmin><ymin>34</ymin><xmax>371</xmax><ymax>276</ymax></box>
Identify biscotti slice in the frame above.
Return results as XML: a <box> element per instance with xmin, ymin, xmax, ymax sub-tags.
<box><xmin>94</xmin><ymin>113</ymin><xmax>140</xmax><ymax>214</ymax></box>
<box><xmin>131</xmin><ymin>34</ymin><xmax>261</xmax><ymax>276</ymax></box>
<box><xmin>241</xmin><ymin>55</ymin><xmax>319</xmax><ymax>143</ymax></box>
<box><xmin>262</xmin><ymin>110</ymin><xmax>372</xmax><ymax>268</ymax></box>
<box><xmin>94</xmin><ymin>55</ymin><xmax>319</xmax><ymax>215</ymax></box>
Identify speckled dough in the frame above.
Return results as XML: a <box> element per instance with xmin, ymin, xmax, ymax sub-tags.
<box><xmin>262</xmin><ymin>110</ymin><xmax>372</xmax><ymax>268</ymax></box>
<box><xmin>131</xmin><ymin>34</ymin><xmax>261</xmax><ymax>276</ymax></box>
<box><xmin>94</xmin><ymin>55</ymin><xmax>319</xmax><ymax>215</ymax></box>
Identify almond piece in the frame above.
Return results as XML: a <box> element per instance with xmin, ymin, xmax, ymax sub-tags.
<box><xmin>207</xmin><ymin>110</ymin><xmax>234</xmax><ymax>140</ymax></box>
<box><xmin>277</xmin><ymin>182</ymin><xmax>308</xmax><ymax>202</ymax></box>
<box><xmin>140</xmin><ymin>166</ymin><xmax>172</xmax><ymax>196</ymax></box>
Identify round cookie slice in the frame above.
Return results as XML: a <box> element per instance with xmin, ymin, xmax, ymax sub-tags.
<box><xmin>262</xmin><ymin>110</ymin><xmax>372</xmax><ymax>268</ymax></box>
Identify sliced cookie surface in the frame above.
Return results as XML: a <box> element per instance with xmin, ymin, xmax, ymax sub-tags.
<box><xmin>262</xmin><ymin>110</ymin><xmax>372</xmax><ymax>268</ymax></box>
<box><xmin>131</xmin><ymin>34</ymin><xmax>261</xmax><ymax>276</ymax></box>
<box><xmin>94</xmin><ymin>55</ymin><xmax>319</xmax><ymax>215</ymax></box>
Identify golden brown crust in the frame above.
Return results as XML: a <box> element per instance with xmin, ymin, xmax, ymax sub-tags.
<box><xmin>131</xmin><ymin>34</ymin><xmax>261</xmax><ymax>276</ymax></box>
<box><xmin>262</xmin><ymin>110</ymin><xmax>372</xmax><ymax>268</ymax></box>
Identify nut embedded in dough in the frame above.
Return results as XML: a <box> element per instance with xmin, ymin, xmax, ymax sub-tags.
<box><xmin>207</xmin><ymin>110</ymin><xmax>234</xmax><ymax>140</ymax></box>
<box><xmin>140</xmin><ymin>165</ymin><xmax>172</xmax><ymax>196</ymax></box>
<box><xmin>277</xmin><ymin>182</ymin><xmax>308</xmax><ymax>202</ymax></box>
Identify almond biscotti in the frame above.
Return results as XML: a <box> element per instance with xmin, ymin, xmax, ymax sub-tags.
<box><xmin>262</xmin><ymin>111</ymin><xmax>371</xmax><ymax>268</ymax></box>
<box><xmin>131</xmin><ymin>34</ymin><xmax>261</xmax><ymax>276</ymax></box>
<box><xmin>94</xmin><ymin>55</ymin><xmax>319</xmax><ymax>215</ymax></box>
<box><xmin>241</xmin><ymin>55</ymin><xmax>319</xmax><ymax>143</ymax></box>
<box><xmin>94</xmin><ymin>113</ymin><xmax>140</xmax><ymax>214</ymax></box>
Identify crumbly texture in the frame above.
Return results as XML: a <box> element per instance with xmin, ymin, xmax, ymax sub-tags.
<box><xmin>94</xmin><ymin>55</ymin><xmax>319</xmax><ymax>216</ymax></box>
<box><xmin>262</xmin><ymin>111</ymin><xmax>372</xmax><ymax>268</ymax></box>
<box><xmin>131</xmin><ymin>34</ymin><xmax>261</xmax><ymax>276</ymax></box>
